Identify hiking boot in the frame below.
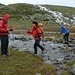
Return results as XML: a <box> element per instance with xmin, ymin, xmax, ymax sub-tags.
<box><xmin>6</xmin><ymin>54</ymin><xmax>11</xmax><ymax>56</ymax></box>
<box><xmin>2</xmin><ymin>54</ymin><xmax>7</xmax><ymax>57</ymax></box>
<box><xmin>41</xmin><ymin>48</ymin><xmax>45</xmax><ymax>54</ymax></box>
<box><xmin>34</xmin><ymin>52</ymin><xmax>37</xmax><ymax>54</ymax></box>
<box><xmin>34</xmin><ymin>54</ymin><xmax>38</xmax><ymax>56</ymax></box>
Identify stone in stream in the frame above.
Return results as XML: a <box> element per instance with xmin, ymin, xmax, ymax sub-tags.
<box><xmin>69</xmin><ymin>64</ymin><xmax>75</xmax><ymax>75</ymax></box>
<box><xmin>36</xmin><ymin>73</ymin><xmax>41</xmax><ymax>75</ymax></box>
<box><xmin>56</xmin><ymin>65</ymin><xmax>63</xmax><ymax>71</ymax></box>
<box><xmin>68</xmin><ymin>44</ymin><xmax>75</xmax><ymax>47</ymax></box>
<box><xmin>54</xmin><ymin>59</ymin><xmax>63</xmax><ymax>65</ymax></box>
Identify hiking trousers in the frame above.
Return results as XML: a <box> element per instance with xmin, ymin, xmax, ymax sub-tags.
<box><xmin>0</xmin><ymin>36</ymin><xmax>9</xmax><ymax>55</ymax></box>
<box><xmin>63</xmin><ymin>33</ymin><xmax>69</xmax><ymax>42</ymax></box>
<box><xmin>34</xmin><ymin>40</ymin><xmax>44</xmax><ymax>54</ymax></box>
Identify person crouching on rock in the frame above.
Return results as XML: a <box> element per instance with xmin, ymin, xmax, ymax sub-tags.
<box><xmin>27</xmin><ymin>21</ymin><xmax>44</xmax><ymax>54</ymax></box>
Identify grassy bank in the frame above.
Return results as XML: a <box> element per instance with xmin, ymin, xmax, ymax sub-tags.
<box><xmin>0</xmin><ymin>50</ymin><xmax>56</xmax><ymax>75</ymax></box>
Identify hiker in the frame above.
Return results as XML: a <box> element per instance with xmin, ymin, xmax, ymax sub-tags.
<box><xmin>27</xmin><ymin>21</ymin><xmax>44</xmax><ymax>54</ymax></box>
<box><xmin>60</xmin><ymin>26</ymin><xmax>69</xmax><ymax>44</ymax></box>
<box><xmin>0</xmin><ymin>14</ymin><xmax>13</xmax><ymax>57</ymax></box>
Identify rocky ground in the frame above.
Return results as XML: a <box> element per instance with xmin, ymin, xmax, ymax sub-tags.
<box><xmin>7</xmin><ymin>34</ymin><xmax>75</xmax><ymax>75</ymax></box>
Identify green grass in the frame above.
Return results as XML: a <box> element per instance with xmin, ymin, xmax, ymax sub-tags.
<box><xmin>0</xmin><ymin>50</ymin><xmax>56</xmax><ymax>75</ymax></box>
<box><xmin>42</xmin><ymin>5</ymin><xmax>75</xmax><ymax>15</ymax></box>
<box><xmin>66</xmin><ymin>61</ymin><xmax>75</xmax><ymax>66</ymax></box>
<box><xmin>62</xmin><ymin>70</ymin><xmax>73</xmax><ymax>75</ymax></box>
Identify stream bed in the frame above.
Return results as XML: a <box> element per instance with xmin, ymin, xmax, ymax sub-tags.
<box><xmin>8</xmin><ymin>34</ymin><xmax>75</xmax><ymax>75</ymax></box>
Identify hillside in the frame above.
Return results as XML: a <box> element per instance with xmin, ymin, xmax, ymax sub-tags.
<box><xmin>0</xmin><ymin>3</ymin><xmax>75</xmax><ymax>29</ymax></box>
<box><xmin>42</xmin><ymin>5</ymin><xmax>75</xmax><ymax>15</ymax></box>
<box><xmin>0</xmin><ymin>3</ymin><xmax>50</xmax><ymax>19</ymax></box>
<box><xmin>0</xmin><ymin>3</ymin><xmax>5</xmax><ymax>7</ymax></box>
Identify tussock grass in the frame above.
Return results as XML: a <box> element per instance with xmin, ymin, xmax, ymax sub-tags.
<box><xmin>0</xmin><ymin>50</ymin><xmax>56</xmax><ymax>75</ymax></box>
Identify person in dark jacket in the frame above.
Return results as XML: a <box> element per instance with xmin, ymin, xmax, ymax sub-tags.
<box><xmin>60</xmin><ymin>26</ymin><xmax>69</xmax><ymax>44</ymax></box>
<box><xmin>28</xmin><ymin>21</ymin><xmax>44</xmax><ymax>54</ymax></box>
<box><xmin>0</xmin><ymin>14</ymin><xmax>13</xmax><ymax>57</ymax></box>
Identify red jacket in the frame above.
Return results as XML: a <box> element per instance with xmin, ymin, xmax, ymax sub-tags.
<box><xmin>0</xmin><ymin>14</ymin><xmax>13</xmax><ymax>36</ymax></box>
<box><xmin>28</xmin><ymin>25</ymin><xmax>42</xmax><ymax>40</ymax></box>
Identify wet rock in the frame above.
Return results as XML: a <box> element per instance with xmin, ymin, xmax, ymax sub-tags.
<box><xmin>63</xmin><ymin>44</ymin><xmax>69</xmax><ymax>48</ymax></box>
<box><xmin>70</xmin><ymin>38</ymin><xmax>75</xmax><ymax>41</ymax></box>
<box><xmin>57</xmin><ymin>38</ymin><xmax>63</xmax><ymax>43</ymax></box>
<box><xmin>54</xmin><ymin>59</ymin><xmax>63</xmax><ymax>65</ymax></box>
<box><xmin>11</xmin><ymin>34</ymin><xmax>31</xmax><ymax>41</ymax></box>
<box><xmin>65</xmin><ymin>54</ymin><xmax>70</xmax><ymax>57</ymax></box>
<box><xmin>36</xmin><ymin>73</ymin><xmax>41</xmax><ymax>75</ymax></box>
<box><xmin>44</xmin><ymin>60</ymin><xmax>51</xmax><ymax>64</ymax></box>
<box><xmin>15</xmin><ymin>37</ymin><xmax>27</xmax><ymax>41</ymax></box>
<box><xmin>63</xmin><ymin>59</ymin><xmax>67</xmax><ymax>64</ymax></box>
<box><xmin>68</xmin><ymin>44</ymin><xmax>75</xmax><ymax>47</ymax></box>
<box><xmin>69</xmin><ymin>64</ymin><xmax>75</xmax><ymax>75</ymax></box>
<box><xmin>56</xmin><ymin>65</ymin><xmax>63</xmax><ymax>71</ymax></box>
<box><xmin>44</xmin><ymin>36</ymin><xmax>55</xmax><ymax>41</ymax></box>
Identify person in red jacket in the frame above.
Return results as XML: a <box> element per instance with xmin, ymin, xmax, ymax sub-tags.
<box><xmin>28</xmin><ymin>21</ymin><xmax>44</xmax><ymax>54</ymax></box>
<box><xmin>0</xmin><ymin>14</ymin><xmax>13</xmax><ymax>57</ymax></box>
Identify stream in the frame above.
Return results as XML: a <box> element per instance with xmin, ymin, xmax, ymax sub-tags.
<box><xmin>8</xmin><ymin>34</ymin><xmax>75</xmax><ymax>75</ymax></box>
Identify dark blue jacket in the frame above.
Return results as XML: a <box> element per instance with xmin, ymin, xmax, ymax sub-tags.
<box><xmin>60</xmin><ymin>26</ymin><xmax>69</xmax><ymax>34</ymax></box>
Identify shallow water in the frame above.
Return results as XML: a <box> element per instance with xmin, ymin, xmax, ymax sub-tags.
<box><xmin>8</xmin><ymin>34</ymin><xmax>75</xmax><ymax>75</ymax></box>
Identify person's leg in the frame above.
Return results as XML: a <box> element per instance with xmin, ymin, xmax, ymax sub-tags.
<box><xmin>34</xmin><ymin>40</ymin><xmax>37</xmax><ymax>54</ymax></box>
<box><xmin>63</xmin><ymin>34</ymin><xmax>66</xmax><ymax>43</ymax></box>
<box><xmin>1</xmin><ymin>36</ymin><xmax>5</xmax><ymax>55</ymax></box>
<box><xmin>37</xmin><ymin>40</ymin><xmax>44</xmax><ymax>53</ymax></box>
<box><xmin>1</xmin><ymin>36</ymin><xmax>9</xmax><ymax>55</ymax></box>
<box><xmin>64</xmin><ymin>33</ymin><xmax>69</xmax><ymax>44</ymax></box>
<box><xmin>66</xmin><ymin>33</ymin><xmax>69</xmax><ymax>42</ymax></box>
<box><xmin>5</xmin><ymin>36</ymin><xmax>9</xmax><ymax>55</ymax></box>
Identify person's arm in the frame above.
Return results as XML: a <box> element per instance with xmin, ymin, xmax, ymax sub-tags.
<box><xmin>27</xmin><ymin>26</ymin><xmax>35</xmax><ymax>34</ymax></box>
<box><xmin>0</xmin><ymin>24</ymin><xmax>8</xmax><ymax>32</ymax></box>
<box><xmin>7</xmin><ymin>27</ymin><xmax>13</xmax><ymax>31</ymax></box>
<box><xmin>60</xmin><ymin>30</ymin><xmax>63</xmax><ymax>34</ymax></box>
<box><xmin>27</xmin><ymin>30</ymin><xmax>33</xmax><ymax>34</ymax></box>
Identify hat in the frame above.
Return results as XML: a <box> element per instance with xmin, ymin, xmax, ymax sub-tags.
<box><xmin>60</xmin><ymin>26</ymin><xmax>64</xmax><ymax>29</ymax></box>
<box><xmin>38</xmin><ymin>23</ymin><xmax>43</xmax><ymax>26</ymax></box>
<box><xmin>33</xmin><ymin>21</ymin><xmax>38</xmax><ymax>25</ymax></box>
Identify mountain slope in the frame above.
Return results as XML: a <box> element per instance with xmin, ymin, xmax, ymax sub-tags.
<box><xmin>0</xmin><ymin>3</ymin><xmax>75</xmax><ymax>28</ymax></box>
<box><xmin>0</xmin><ymin>3</ymin><xmax>5</xmax><ymax>7</ymax></box>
